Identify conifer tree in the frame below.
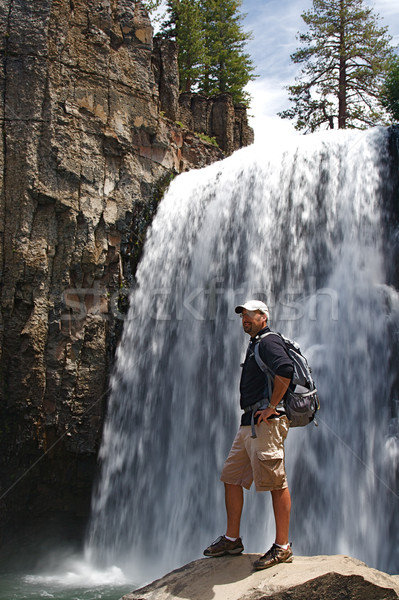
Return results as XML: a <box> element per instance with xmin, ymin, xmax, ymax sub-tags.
<box><xmin>142</xmin><ymin>0</ymin><xmax>162</xmax><ymax>14</ymax></box>
<box><xmin>199</xmin><ymin>0</ymin><xmax>255</xmax><ymax>104</ymax></box>
<box><xmin>160</xmin><ymin>0</ymin><xmax>255</xmax><ymax>104</ymax></box>
<box><xmin>279</xmin><ymin>0</ymin><xmax>393</xmax><ymax>132</ymax></box>
<box><xmin>164</xmin><ymin>0</ymin><xmax>206</xmax><ymax>93</ymax></box>
<box><xmin>381</xmin><ymin>54</ymin><xmax>399</xmax><ymax>122</ymax></box>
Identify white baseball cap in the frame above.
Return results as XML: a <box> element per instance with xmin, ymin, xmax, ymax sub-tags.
<box><xmin>235</xmin><ymin>300</ymin><xmax>269</xmax><ymax>319</ymax></box>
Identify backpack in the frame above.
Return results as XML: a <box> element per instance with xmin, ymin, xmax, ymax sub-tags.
<box><xmin>254</xmin><ymin>332</ymin><xmax>320</xmax><ymax>428</ymax></box>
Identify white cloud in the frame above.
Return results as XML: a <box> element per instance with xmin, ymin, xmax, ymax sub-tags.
<box><xmin>245</xmin><ymin>79</ymin><xmax>299</xmax><ymax>145</ymax></box>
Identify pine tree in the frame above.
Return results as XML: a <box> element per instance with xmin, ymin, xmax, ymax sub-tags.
<box><xmin>160</xmin><ymin>0</ymin><xmax>255</xmax><ymax>104</ymax></box>
<box><xmin>164</xmin><ymin>0</ymin><xmax>207</xmax><ymax>93</ymax></box>
<box><xmin>142</xmin><ymin>0</ymin><xmax>162</xmax><ymax>14</ymax></box>
<box><xmin>381</xmin><ymin>54</ymin><xmax>399</xmax><ymax>122</ymax></box>
<box><xmin>279</xmin><ymin>0</ymin><xmax>393</xmax><ymax>132</ymax></box>
<box><xmin>199</xmin><ymin>0</ymin><xmax>255</xmax><ymax>104</ymax></box>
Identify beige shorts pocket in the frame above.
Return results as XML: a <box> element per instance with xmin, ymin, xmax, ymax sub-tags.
<box><xmin>256</xmin><ymin>448</ymin><xmax>284</xmax><ymax>461</ymax></box>
<box><xmin>256</xmin><ymin>452</ymin><xmax>286</xmax><ymax>488</ymax></box>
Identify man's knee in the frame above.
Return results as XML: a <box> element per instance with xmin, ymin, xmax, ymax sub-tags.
<box><xmin>271</xmin><ymin>487</ymin><xmax>291</xmax><ymax>510</ymax></box>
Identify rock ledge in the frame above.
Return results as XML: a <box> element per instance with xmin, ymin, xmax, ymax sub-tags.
<box><xmin>122</xmin><ymin>554</ymin><xmax>399</xmax><ymax>600</ymax></box>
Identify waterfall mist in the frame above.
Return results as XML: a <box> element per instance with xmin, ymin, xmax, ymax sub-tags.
<box><xmin>85</xmin><ymin>128</ymin><xmax>399</xmax><ymax>582</ymax></box>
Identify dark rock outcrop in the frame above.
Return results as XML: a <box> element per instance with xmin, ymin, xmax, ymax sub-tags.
<box><xmin>0</xmin><ymin>0</ymin><xmax>252</xmax><ymax>555</ymax></box>
<box><xmin>152</xmin><ymin>37</ymin><xmax>254</xmax><ymax>154</ymax></box>
<box><xmin>178</xmin><ymin>92</ymin><xmax>254</xmax><ymax>153</ymax></box>
<box><xmin>152</xmin><ymin>37</ymin><xmax>179</xmax><ymax>122</ymax></box>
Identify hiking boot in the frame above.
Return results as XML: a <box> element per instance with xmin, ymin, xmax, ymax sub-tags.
<box><xmin>252</xmin><ymin>543</ymin><xmax>293</xmax><ymax>570</ymax></box>
<box><xmin>203</xmin><ymin>535</ymin><xmax>244</xmax><ymax>557</ymax></box>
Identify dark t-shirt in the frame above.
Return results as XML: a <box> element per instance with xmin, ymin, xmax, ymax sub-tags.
<box><xmin>239</xmin><ymin>326</ymin><xmax>294</xmax><ymax>426</ymax></box>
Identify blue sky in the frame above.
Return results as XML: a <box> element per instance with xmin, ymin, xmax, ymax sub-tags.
<box><xmin>240</xmin><ymin>0</ymin><xmax>399</xmax><ymax>140</ymax></box>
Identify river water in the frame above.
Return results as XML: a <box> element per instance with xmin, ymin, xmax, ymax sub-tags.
<box><xmin>0</xmin><ymin>560</ymin><xmax>132</xmax><ymax>600</ymax></box>
<box><xmin>2</xmin><ymin>127</ymin><xmax>398</xmax><ymax>598</ymax></box>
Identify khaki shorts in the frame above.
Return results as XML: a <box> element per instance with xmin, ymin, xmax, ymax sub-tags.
<box><xmin>220</xmin><ymin>417</ymin><xmax>290</xmax><ymax>492</ymax></box>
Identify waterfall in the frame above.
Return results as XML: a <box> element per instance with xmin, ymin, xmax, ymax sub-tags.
<box><xmin>85</xmin><ymin>127</ymin><xmax>399</xmax><ymax>582</ymax></box>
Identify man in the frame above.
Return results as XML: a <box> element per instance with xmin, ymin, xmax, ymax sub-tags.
<box><xmin>203</xmin><ymin>300</ymin><xmax>294</xmax><ymax>570</ymax></box>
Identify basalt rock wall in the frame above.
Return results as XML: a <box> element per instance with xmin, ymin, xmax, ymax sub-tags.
<box><xmin>0</xmin><ymin>0</ymin><xmax>252</xmax><ymax>554</ymax></box>
<box><xmin>152</xmin><ymin>37</ymin><xmax>254</xmax><ymax>153</ymax></box>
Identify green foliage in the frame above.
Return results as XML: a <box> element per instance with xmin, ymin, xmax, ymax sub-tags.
<box><xmin>165</xmin><ymin>0</ymin><xmax>207</xmax><ymax>93</ymax></box>
<box><xmin>196</xmin><ymin>132</ymin><xmax>219</xmax><ymax>146</ymax></box>
<box><xmin>279</xmin><ymin>0</ymin><xmax>394</xmax><ymax>132</ymax></box>
<box><xmin>142</xmin><ymin>0</ymin><xmax>163</xmax><ymax>13</ymax></box>
<box><xmin>199</xmin><ymin>0</ymin><xmax>255</xmax><ymax>104</ymax></box>
<box><xmin>160</xmin><ymin>0</ymin><xmax>255</xmax><ymax>105</ymax></box>
<box><xmin>381</xmin><ymin>53</ymin><xmax>399</xmax><ymax>122</ymax></box>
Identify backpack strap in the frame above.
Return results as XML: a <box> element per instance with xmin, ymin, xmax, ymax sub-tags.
<box><xmin>253</xmin><ymin>331</ymin><xmax>277</xmax><ymax>378</ymax></box>
<box><xmin>253</xmin><ymin>331</ymin><xmax>281</xmax><ymax>388</ymax></box>
<box><xmin>243</xmin><ymin>400</ymin><xmax>269</xmax><ymax>439</ymax></box>
<box><xmin>244</xmin><ymin>332</ymin><xmax>286</xmax><ymax>438</ymax></box>
<box><xmin>253</xmin><ymin>331</ymin><xmax>289</xmax><ymax>411</ymax></box>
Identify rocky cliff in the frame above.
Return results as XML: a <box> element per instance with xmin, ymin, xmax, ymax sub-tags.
<box><xmin>152</xmin><ymin>37</ymin><xmax>254</xmax><ymax>154</ymax></box>
<box><xmin>0</xmin><ymin>0</ymin><xmax>253</xmax><ymax>555</ymax></box>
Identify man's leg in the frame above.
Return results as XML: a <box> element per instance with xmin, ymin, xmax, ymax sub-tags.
<box><xmin>225</xmin><ymin>483</ymin><xmax>243</xmax><ymax>539</ymax></box>
<box><xmin>203</xmin><ymin>483</ymin><xmax>245</xmax><ymax>556</ymax></box>
<box><xmin>252</xmin><ymin>486</ymin><xmax>292</xmax><ymax>570</ymax></box>
<box><xmin>271</xmin><ymin>486</ymin><xmax>291</xmax><ymax>545</ymax></box>
<box><xmin>203</xmin><ymin>428</ymin><xmax>248</xmax><ymax>557</ymax></box>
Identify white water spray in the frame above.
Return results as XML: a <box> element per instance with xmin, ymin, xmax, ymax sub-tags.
<box><xmin>85</xmin><ymin>128</ymin><xmax>399</xmax><ymax>581</ymax></box>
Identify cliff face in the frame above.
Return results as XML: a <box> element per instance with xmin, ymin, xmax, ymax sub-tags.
<box><xmin>0</xmin><ymin>0</ymin><xmax>252</xmax><ymax>549</ymax></box>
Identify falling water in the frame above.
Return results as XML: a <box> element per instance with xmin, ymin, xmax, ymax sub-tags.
<box><xmin>85</xmin><ymin>127</ymin><xmax>399</xmax><ymax>582</ymax></box>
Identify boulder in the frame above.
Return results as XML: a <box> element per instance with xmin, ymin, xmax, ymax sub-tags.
<box><xmin>122</xmin><ymin>554</ymin><xmax>399</xmax><ymax>600</ymax></box>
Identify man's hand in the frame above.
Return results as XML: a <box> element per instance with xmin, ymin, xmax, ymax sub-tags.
<box><xmin>255</xmin><ymin>374</ymin><xmax>291</xmax><ymax>426</ymax></box>
<box><xmin>254</xmin><ymin>405</ymin><xmax>278</xmax><ymax>424</ymax></box>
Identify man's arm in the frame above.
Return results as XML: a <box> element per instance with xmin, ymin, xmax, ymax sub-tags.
<box><xmin>255</xmin><ymin>334</ymin><xmax>293</xmax><ymax>424</ymax></box>
<box><xmin>254</xmin><ymin>374</ymin><xmax>291</xmax><ymax>424</ymax></box>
